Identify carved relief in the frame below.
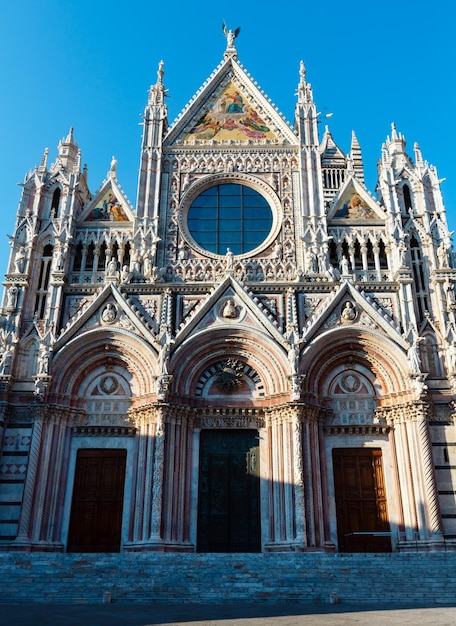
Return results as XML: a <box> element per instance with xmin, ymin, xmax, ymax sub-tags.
<box><xmin>215</xmin><ymin>358</ymin><xmax>245</xmax><ymax>391</ymax></box>
<box><xmin>101</xmin><ymin>303</ymin><xmax>117</xmax><ymax>325</ymax></box>
<box><xmin>326</xmin><ymin>368</ymin><xmax>378</xmax><ymax>426</ymax></box>
<box><xmin>82</xmin><ymin>373</ymin><xmax>132</xmax><ymax>427</ymax></box>
<box><xmin>341</xmin><ymin>301</ymin><xmax>356</xmax><ymax>323</ymax></box>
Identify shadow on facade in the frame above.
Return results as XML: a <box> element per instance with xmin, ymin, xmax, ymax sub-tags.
<box><xmin>48</xmin><ymin>427</ymin><xmax>448</xmax><ymax>555</ymax></box>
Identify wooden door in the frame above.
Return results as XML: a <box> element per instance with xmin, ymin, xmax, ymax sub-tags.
<box><xmin>197</xmin><ymin>430</ymin><xmax>260</xmax><ymax>553</ymax></box>
<box><xmin>67</xmin><ymin>449</ymin><xmax>126</xmax><ymax>553</ymax></box>
<box><xmin>333</xmin><ymin>448</ymin><xmax>391</xmax><ymax>552</ymax></box>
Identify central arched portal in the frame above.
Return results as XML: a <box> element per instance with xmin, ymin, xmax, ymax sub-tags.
<box><xmin>197</xmin><ymin>429</ymin><xmax>261</xmax><ymax>553</ymax></box>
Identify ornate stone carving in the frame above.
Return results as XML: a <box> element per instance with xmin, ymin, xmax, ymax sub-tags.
<box><xmin>195</xmin><ymin>413</ymin><xmax>265</xmax><ymax>429</ymax></box>
<box><xmin>341</xmin><ymin>301</ymin><xmax>356</xmax><ymax>323</ymax></box>
<box><xmin>101</xmin><ymin>303</ymin><xmax>117</xmax><ymax>324</ymax></box>
<box><xmin>375</xmin><ymin>401</ymin><xmax>431</xmax><ymax>425</ymax></box>
<box><xmin>215</xmin><ymin>358</ymin><xmax>245</xmax><ymax>391</ymax></box>
<box><xmin>72</xmin><ymin>426</ymin><xmax>136</xmax><ymax>437</ymax></box>
<box><xmin>221</xmin><ymin>298</ymin><xmax>238</xmax><ymax>319</ymax></box>
<box><xmin>156</xmin><ymin>374</ymin><xmax>173</xmax><ymax>400</ymax></box>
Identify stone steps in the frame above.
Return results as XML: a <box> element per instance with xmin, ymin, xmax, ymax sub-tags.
<box><xmin>0</xmin><ymin>552</ymin><xmax>455</xmax><ymax>605</ymax></box>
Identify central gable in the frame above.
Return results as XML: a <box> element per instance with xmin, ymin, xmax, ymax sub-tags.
<box><xmin>165</xmin><ymin>58</ymin><xmax>297</xmax><ymax>146</ymax></box>
<box><xmin>184</xmin><ymin>82</ymin><xmax>278</xmax><ymax>143</ymax></box>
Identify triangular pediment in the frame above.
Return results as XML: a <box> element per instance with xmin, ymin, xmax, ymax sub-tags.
<box><xmin>173</xmin><ymin>275</ymin><xmax>286</xmax><ymax>349</ymax></box>
<box><xmin>302</xmin><ymin>281</ymin><xmax>407</xmax><ymax>349</ymax></box>
<box><xmin>165</xmin><ymin>57</ymin><xmax>297</xmax><ymax>146</ymax></box>
<box><xmin>328</xmin><ymin>176</ymin><xmax>386</xmax><ymax>223</ymax></box>
<box><xmin>80</xmin><ymin>177</ymin><xmax>134</xmax><ymax>224</ymax></box>
<box><xmin>53</xmin><ymin>284</ymin><xmax>157</xmax><ymax>353</ymax></box>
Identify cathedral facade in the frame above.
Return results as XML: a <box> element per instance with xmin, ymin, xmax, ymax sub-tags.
<box><xmin>1</xmin><ymin>34</ymin><xmax>455</xmax><ymax>554</ymax></box>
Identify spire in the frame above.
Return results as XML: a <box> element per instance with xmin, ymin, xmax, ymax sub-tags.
<box><xmin>148</xmin><ymin>60</ymin><xmax>166</xmax><ymax>106</ymax></box>
<box><xmin>56</xmin><ymin>127</ymin><xmax>79</xmax><ymax>173</ymax></box>
<box><xmin>222</xmin><ymin>23</ymin><xmax>240</xmax><ymax>59</ymax></box>
<box><xmin>319</xmin><ymin>125</ymin><xmax>345</xmax><ymax>164</ymax></box>
<box><xmin>38</xmin><ymin>148</ymin><xmax>49</xmax><ymax>173</ymax></box>
<box><xmin>387</xmin><ymin>122</ymin><xmax>406</xmax><ymax>155</ymax></box>
<box><xmin>414</xmin><ymin>142</ymin><xmax>423</xmax><ymax>166</ymax></box>
<box><xmin>295</xmin><ymin>60</ymin><xmax>318</xmax><ymax>147</ymax></box>
<box><xmin>350</xmin><ymin>131</ymin><xmax>365</xmax><ymax>184</ymax></box>
<box><xmin>137</xmin><ymin>61</ymin><xmax>168</xmax><ymax>219</ymax></box>
<box><xmin>65</xmin><ymin>127</ymin><xmax>75</xmax><ymax>144</ymax></box>
<box><xmin>297</xmin><ymin>60</ymin><xmax>313</xmax><ymax>104</ymax></box>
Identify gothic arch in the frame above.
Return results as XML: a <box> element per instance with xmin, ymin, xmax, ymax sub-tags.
<box><xmin>171</xmin><ymin>328</ymin><xmax>289</xmax><ymax>401</ymax></box>
<box><xmin>15</xmin><ymin>336</ymin><xmax>39</xmax><ymax>380</ymax></box>
<box><xmin>301</xmin><ymin>327</ymin><xmax>411</xmax><ymax>403</ymax></box>
<box><xmin>421</xmin><ymin>330</ymin><xmax>445</xmax><ymax>377</ymax></box>
<box><xmin>50</xmin><ymin>329</ymin><xmax>159</xmax><ymax>401</ymax></box>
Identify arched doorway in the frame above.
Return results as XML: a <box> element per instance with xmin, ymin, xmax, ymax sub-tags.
<box><xmin>67</xmin><ymin>448</ymin><xmax>127</xmax><ymax>553</ymax></box>
<box><xmin>327</xmin><ymin>368</ymin><xmax>391</xmax><ymax>552</ymax></box>
<box><xmin>197</xmin><ymin>429</ymin><xmax>260</xmax><ymax>553</ymax></box>
<box><xmin>67</xmin><ymin>370</ymin><xmax>133</xmax><ymax>552</ymax></box>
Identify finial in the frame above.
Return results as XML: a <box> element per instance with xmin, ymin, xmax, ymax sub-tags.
<box><xmin>222</xmin><ymin>23</ymin><xmax>240</xmax><ymax>58</ymax></box>
<box><xmin>157</xmin><ymin>60</ymin><xmax>164</xmax><ymax>83</ymax></box>
<box><xmin>148</xmin><ymin>60</ymin><xmax>166</xmax><ymax>105</ymax></box>
<box><xmin>297</xmin><ymin>60</ymin><xmax>312</xmax><ymax>103</ymax></box>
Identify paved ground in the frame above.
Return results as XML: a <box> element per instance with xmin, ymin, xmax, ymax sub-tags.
<box><xmin>0</xmin><ymin>603</ymin><xmax>455</xmax><ymax>626</ymax></box>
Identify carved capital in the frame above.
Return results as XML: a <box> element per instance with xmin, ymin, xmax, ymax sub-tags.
<box><xmin>376</xmin><ymin>400</ymin><xmax>431</xmax><ymax>426</ymax></box>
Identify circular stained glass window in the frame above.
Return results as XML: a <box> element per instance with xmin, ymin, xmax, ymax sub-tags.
<box><xmin>187</xmin><ymin>183</ymin><xmax>273</xmax><ymax>255</ymax></box>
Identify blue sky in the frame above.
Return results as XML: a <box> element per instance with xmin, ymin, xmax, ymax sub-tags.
<box><xmin>1</xmin><ymin>0</ymin><xmax>455</xmax><ymax>274</ymax></box>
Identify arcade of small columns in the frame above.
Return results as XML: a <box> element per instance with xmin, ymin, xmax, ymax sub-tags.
<box><xmin>8</xmin><ymin>395</ymin><xmax>445</xmax><ymax>553</ymax></box>
<box><xmin>64</xmin><ymin>228</ymin><xmax>396</xmax><ymax>284</ymax></box>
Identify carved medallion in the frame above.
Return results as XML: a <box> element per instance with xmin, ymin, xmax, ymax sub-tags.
<box><xmin>100</xmin><ymin>375</ymin><xmax>119</xmax><ymax>395</ymax></box>
<box><xmin>222</xmin><ymin>298</ymin><xmax>238</xmax><ymax>319</ymax></box>
<box><xmin>341</xmin><ymin>373</ymin><xmax>361</xmax><ymax>393</ymax></box>
<box><xmin>217</xmin><ymin>297</ymin><xmax>245</xmax><ymax>322</ymax></box>
<box><xmin>101</xmin><ymin>303</ymin><xmax>117</xmax><ymax>325</ymax></box>
<box><xmin>215</xmin><ymin>358</ymin><xmax>244</xmax><ymax>392</ymax></box>
<box><xmin>340</xmin><ymin>301</ymin><xmax>356</xmax><ymax>324</ymax></box>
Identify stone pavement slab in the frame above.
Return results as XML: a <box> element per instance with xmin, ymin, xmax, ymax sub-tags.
<box><xmin>0</xmin><ymin>603</ymin><xmax>455</xmax><ymax>626</ymax></box>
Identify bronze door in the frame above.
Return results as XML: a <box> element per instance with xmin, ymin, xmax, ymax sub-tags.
<box><xmin>197</xmin><ymin>430</ymin><xmax>260</xmax><ymax>553</ymax></box>
<box><xmin>333</xmin><ymin>447</ymin><xmax>391</xmax><ymax>552</ymax></box>
<box><xmin>67</xmin><ymin>449</ymin><xmax>126</xmax><ymax>552</ymax></box>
